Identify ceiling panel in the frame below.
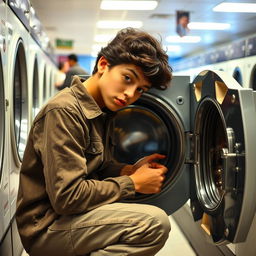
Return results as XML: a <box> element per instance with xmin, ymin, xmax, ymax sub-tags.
<box><xmin>30</xmin><ymin>0</ymin><xmax>256</xmax><ymax>58</ymax></box>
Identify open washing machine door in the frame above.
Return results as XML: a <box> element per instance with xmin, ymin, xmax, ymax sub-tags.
<box><xmin>112</xmin><ymin>70</ymin><xmax>256</xmax><ymax>245</ymax></box>
<box><xmin>189</xmin><ymin>70</ymin><xmax>256</xmax><ymax>244</ymax></box>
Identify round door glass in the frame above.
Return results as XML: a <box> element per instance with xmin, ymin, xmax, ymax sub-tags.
<box><xmin>13</xmin><ymin>42</ymin><xmax>28</xmax><ymax>161</ymax></box>
<box><xmin>233</xmin><ymin>67</ymin><xmax>243</xmax><ymax>86</ymax></box>
<box><xmin>32</xmin><ymin>58</ymin><xmax>39</xmax><ymax>119</ymax></box>
<box><xmin>43</xmin><ymin>67</ymin><xmax>47</xmax><ymax>102</ymax></box>
<box><xmin>0</xmin><ymin>54</ymin><xmax>4</xmax><ymax>181</ymax></box>
<box><xmin>194</xmin><ymin>98</ymin><xmax>228</xmax><ymax>210</ymax></box>
<box><xmin>250</xmin><ymin>65</ymin><xmax>256</xmax><ymax>90</ymax></box>
<box><xmin>113</xmin><ymin>94</ymin><xmax>185</xmax><ymax>198</ymax></box>
<box><xmin>48</xmin><ymin>71</ymin><xmax>53</xmax><ymax>98</ymax></box>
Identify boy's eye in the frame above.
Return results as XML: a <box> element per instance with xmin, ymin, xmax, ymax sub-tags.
<box><xmin>137</xmin><ymin>87</ymin><xmax>145</xmax><ymax>94</ymax></box>
<box><xmin>124</xmin><ymin>75</ymin><xmax>131</xmax><ymax>82</ymax></box>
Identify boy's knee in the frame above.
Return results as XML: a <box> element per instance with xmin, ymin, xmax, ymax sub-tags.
<box><xmin>143</xmin><ymin>205</ymin><xmax>171</xmax><ymax>237</ymax></box>
<box><xmin>153</xmin><ymin>207</ymin><xmax>171</xmax><ymax>234</ymax></box>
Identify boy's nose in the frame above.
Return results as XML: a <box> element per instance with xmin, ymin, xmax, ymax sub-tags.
<box><xmin>124</xmin><ymin>86</ymin><xmax>136</xmax><ymax>98</ymax></box>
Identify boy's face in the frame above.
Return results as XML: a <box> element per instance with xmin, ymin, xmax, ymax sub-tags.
<box><xmin>97</xmin><ymin>57</ymin><xmax>151</xmax><ymax>111</ymax></box>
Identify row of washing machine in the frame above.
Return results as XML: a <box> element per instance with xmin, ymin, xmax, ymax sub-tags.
<box><xmin>175</xmin><ymin>54</ymin><xmax>256</xmax><ymax>90</ymax></box>
<box><xmin>0</xmin><ymin>1</ymin><xmax>57</xmax><ymax>255</ymax></box>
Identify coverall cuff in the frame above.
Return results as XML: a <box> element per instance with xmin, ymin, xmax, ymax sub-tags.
<box><xmin>114</xmin><ymin>175</ymin><xmax>136</xmax><ymax>199</ymax></box>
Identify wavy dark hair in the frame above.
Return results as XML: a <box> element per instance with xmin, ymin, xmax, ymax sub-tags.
<box><xmin>92</xmin><ymin>28</ymin><xmax>172</xmax><ymax>90</ymax></box>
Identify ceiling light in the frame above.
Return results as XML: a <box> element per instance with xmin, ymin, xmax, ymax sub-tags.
<box><xmin>166</xmin><ymin>36</ymin><xmax>201</xmax><ymax>43</ymax></box>
<box><xmin>188</xmin><ymin>22</ymin><xmax>231</xmax><ymax>30</ymax></box>
<box><xmin>213</xmin><ymin>2</ymin><xmax>256</xmax><ymax>13</ymax></box>
<box><xmin>97</xmin><ymin>20</ymin><xmax>143</xmax><ymax>29</ymax></box>
<box><xmin>163</xmin><ymin>45</ymin><xmax>181</xmax><ymax>52</ymax></box>
<box><xmin>100</xmin><ymin>1</ymin><xmax>158</xmax><ymax>10</ymax></box>
<box><xmin>94</xmin><ymin>34</ymin><xmax>115</xmax><ymax>43</ymax></box>
<box><xmin>92</xmin><ymin>44</ymin><xmax>106</xmax><ymax>51</ymax></box>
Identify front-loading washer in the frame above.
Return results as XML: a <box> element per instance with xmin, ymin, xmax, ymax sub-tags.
<box><xmin>113</xmin><ymin>70</ymin><xmax>256</xmax><ymax>245</ymax></box>
<box><xmin>243</xmin><ymin>55</ymin><xmax>256</xmax><ymax>90</ymax></box>
<box><xmin>0</xmin><ymin>0</ymin><xmax>11</xmax><ymax>245</ymax></box>
<box><xmin>226</xmin><ymin>58</ymin><xmax>245</xmax><ymax>87</ymax></box>
<box><xmin>6</xmin><ymin>3</ymin><xmax>29</xmax><ymax>221</ymax></box>
<box><xmin>27</xmin><ymin>34</ymin><xmax>41</xmax><ymax>125</ymax></box>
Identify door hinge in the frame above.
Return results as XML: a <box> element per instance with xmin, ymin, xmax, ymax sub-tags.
<box><xmin>185</xmin><ymin>132</ymin><xmax>199</xmax><ymax>165</ymax></box>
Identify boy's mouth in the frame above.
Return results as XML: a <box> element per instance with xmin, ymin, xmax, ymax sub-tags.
<box><xmin>114</xmin><ymin>98</ymin><xmax>127</xmax><ymax>107</ymax></box>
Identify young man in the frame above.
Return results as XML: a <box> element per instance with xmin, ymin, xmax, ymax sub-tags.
<box><xmin>16</xmin><ymin>28</ymin><xmax>172</xmax><ymax>256</ymax></box>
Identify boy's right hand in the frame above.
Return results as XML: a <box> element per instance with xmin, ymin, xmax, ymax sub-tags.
<box><xmin>129</xmin><ymin>163</ymin><xmax>168</xmax><ymax>194</ymax></box>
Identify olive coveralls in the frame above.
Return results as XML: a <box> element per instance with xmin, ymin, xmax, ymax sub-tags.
<box><xmin>16</xmin><ymin>76</ymin><xmax>171</xmax><ymax>256</ymax></box>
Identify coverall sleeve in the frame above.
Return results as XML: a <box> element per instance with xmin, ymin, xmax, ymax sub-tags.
<box><xmin>34</xmin><ymin>107</ymin><xmax>135</xmax><ymax>215</ymax></box>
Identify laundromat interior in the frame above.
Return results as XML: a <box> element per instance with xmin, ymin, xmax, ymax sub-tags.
<box><xmin>1</xmin><ymin>0</ymin><xmax>256</xmax><ymax>255</ymax></box>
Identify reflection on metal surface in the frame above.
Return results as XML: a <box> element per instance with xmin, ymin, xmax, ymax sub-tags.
<box><xmin>121</xmin><ymin>131</ymin><xmax>148</xmax><ymax>152</ymax></box>
<box><xmin>32</xmin><ymin>58</ymin><xmax>39</xmax><ymax>119</ymax></box>
<box><xmin>114</xmin><ymin>107</ymin><xmax>168</xmax><ymax>164</ymax></box>
<box><xmin>194</xmin><ymin>97</ymin><xmax>228</xmax><ymax>210</ymax></box>
<box><xmin>194</xmin><ymin>81</ymin><xmax>203</xmax><ymax>101</ymax></box>
<box><xmin>215</xmin><ymin>81</ymin><xmax>228</xmax><ymax>104</ymax></box>
<box><xmin>43</xmin><ymin>67</ymin><xmax>47</xmax><ymax>102</ymax></box>
<box><xmin>13</xmin><ymin>42</ymin><xmax>28</xmax><ymax>161</ymax></box>
<box><xmin>0</xmin><ymin>53</ymin><xmax>4</xmax><ymax>182</ymax></box>
<box><xmin>250</xmin><ymin>64</ymin><xmax>256</xmax><ymax>90</ymax></box>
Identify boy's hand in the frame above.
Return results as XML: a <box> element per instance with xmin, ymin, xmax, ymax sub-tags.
<box><xmin>132</xmin><ymin>153</ymin><xmax>166</xmax><ymax>171</ymax></box>
<box><xmin>129</xmin><ymin>163</ymin><xmax>168</xmax><ymax>194</ymax></box>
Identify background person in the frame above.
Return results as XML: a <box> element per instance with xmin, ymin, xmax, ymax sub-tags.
<box><xmin>176</xmin><ymin>11</ymin><xmax>190</xmax><ymax>37</ymax></box>
<box><xmin>57</xmin><ymin>53</ymin><xmax>89</xmax><ymax>90</ymax></box>
<box><xmin>54</xmin><ymin>61</ymin><xmax>68</xmax><ymax>89</ymax></box>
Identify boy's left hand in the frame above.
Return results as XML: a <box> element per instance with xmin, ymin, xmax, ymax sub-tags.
<box><xmin>132</xmin><ymin>153</ymin><xmax>166</xmax><ymax>171</ymax></box>
<box><xmin>120</xmin><ymin>153</ymin><xmax>166</xmax><ymax>176</ymax></box>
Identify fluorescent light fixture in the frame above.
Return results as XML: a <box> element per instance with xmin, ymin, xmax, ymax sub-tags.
<box><xmin>163</xmin><ymin>45</ymin><xmax>181</xmax><ymax>52</ymax></box>
<box><xmin>166</xmin><ymin>36</ymin><xmax>201</xmax><ymax>43</ymax></box>
<box><xmin>188</xmin><ymin>22</ymin><xmax>231</xmax><ymax>30</ymax></box>
<box><xmin>97</xmin><ymin>20</ymin><xmax>143</xmax><ymax>29</ymax></box>
<box><xmin>100</xmin><ymin>1</ymin><xmax>158</xmax><ymax>10</ymax></box>
<box><xmin>92</xmin><ymin>44</ymin><xmax>106</xmax><ymax>51</ymax></box>
<box><xmin>94</xmin><ymin>34</ymin><xmax>115</xmax><ymax>43</ymax></box>
<box><xmin>213</xmin><ymin>2</ymin><xmax>256</xmax><ymax>13</ymax></box>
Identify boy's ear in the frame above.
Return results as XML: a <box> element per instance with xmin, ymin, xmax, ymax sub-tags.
<box><xmin>97</xmin><ymin>56</ymin><xmax>109</xmax><ymax>74</ymax></box>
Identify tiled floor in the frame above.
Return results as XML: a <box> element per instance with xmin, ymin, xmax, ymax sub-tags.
<box><xmin>22</xmin><ymin>216</ymin><xmax>195</xmax><ymax>256</ymax></box>
<box><xmin>156</xmin><ymin>216</ymin><xmax>196</xmax><ymax>256</ymax></box>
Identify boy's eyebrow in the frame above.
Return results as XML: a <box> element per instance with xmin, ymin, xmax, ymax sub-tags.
<box><xmin>126</xmin><ymin>68</ymin><xmax>139</xmax><ymax>79</ymax></box>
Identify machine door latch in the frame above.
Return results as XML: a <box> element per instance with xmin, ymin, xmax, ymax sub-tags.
<box><xmin>185</xmin><ymin>132</ymin><xmax>199</xmax><ymax>165</ymax></box>
<box><xmin>221</xmin><ymin>143</ymin><xmax>245</xmax><ymax>193</ymax></box>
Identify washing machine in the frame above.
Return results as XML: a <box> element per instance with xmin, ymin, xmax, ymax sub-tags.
<box><xmin>112</xmin><ymin>70</ymin><xmax>256</xmax><ymax>247</ymax></box>
<box><xmin>42</xmin><ymin>61</ymin><xmax>48</xmax><ymax>104</ymax></box>
<box><xmin>6</xmin><ymin>0</ymin><xmax>30</xmax><ymax>223</ymax></box>
<box><xmin>246</xmin><ymin>36</ymin><xmax>256</xmax><ymax>90</ymax></box>
<box><xmin>27</xmin><ymin>36</ymin><xmax>40</xmax><ymax>125</ymax></box>
<box><xmin>248</xmin><ymin>59</ymin><xmax>256</xmax><ymax>90</ymax></box>
<box><xmin>226</xmin><ymin>59</ymin><xmax>245</xmax><ymax>87</ymax></box>
<box><xmin>0</xmin><ymin>0</ymin><xmax>11</xmax><ymax>248</ymax></box>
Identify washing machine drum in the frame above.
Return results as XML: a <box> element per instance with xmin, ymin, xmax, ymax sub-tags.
<box><xmin>112</xmin><ymin>70</ymin><xmax>256</xmax><ymax>245</ymax></box>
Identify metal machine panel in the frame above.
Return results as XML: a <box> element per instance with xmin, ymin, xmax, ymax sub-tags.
<box><xmin>113</xmin><ymin>76</ymin><xmax>192</xmax><ymax>214</ymax></box>
<box><xmin>0</xmin><ymin>0</ymin><xmax>11</xmax><ymax>245</ymax></box>
<box><xmin>113</xmin><ymin>70</ymin><xmax>256</xmax><ymax>246</ymax></box>
<box><xmin>6</xmin><ymin>5</ymin><xmax>29</xmax><ymax>220</ymax></box>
